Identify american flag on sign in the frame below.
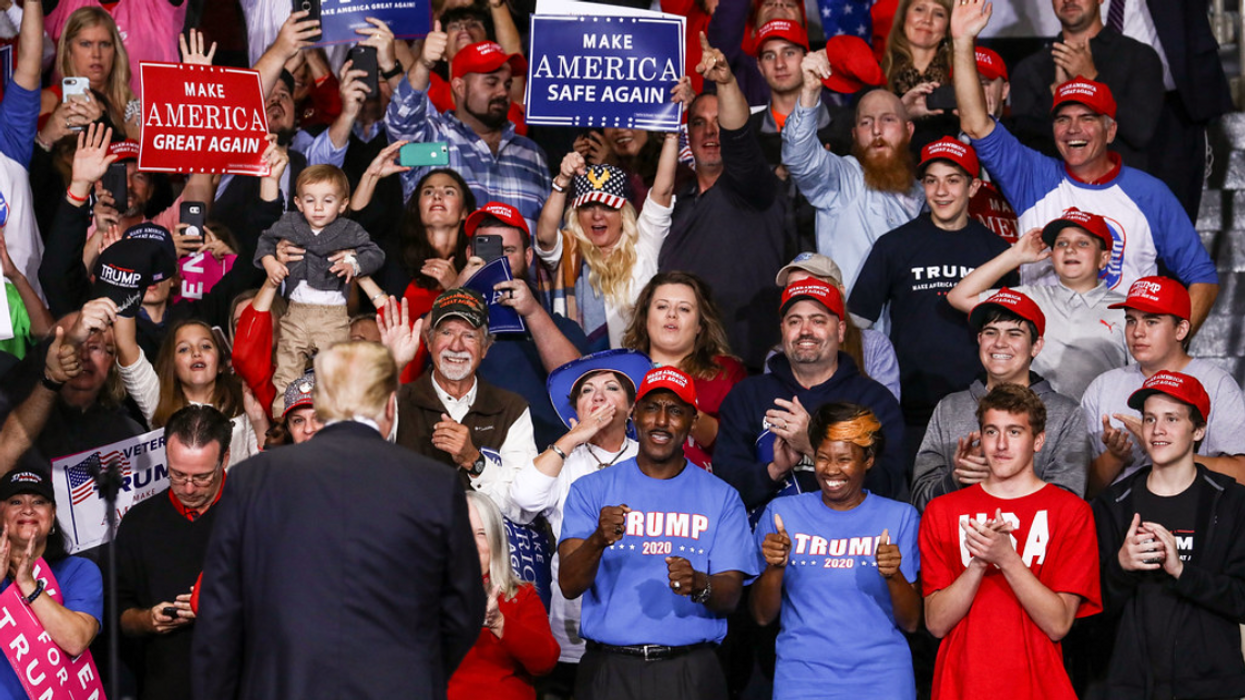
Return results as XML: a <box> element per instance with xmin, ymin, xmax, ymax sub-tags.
<box><xmin>65</xmin><ymin>454</ymin><xmax>98</xmax><ymax>505</ymax></box>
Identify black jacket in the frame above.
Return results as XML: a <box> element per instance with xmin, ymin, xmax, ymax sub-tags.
<box><xmin>1092</xmin><ymin>465</ymin><xmax>1245</xmax><ymax>699</ymax></box>
<box><xmin>191</xmin><ymin>421</ymin><xmax>486</xmax><ymax>700</ymax></box>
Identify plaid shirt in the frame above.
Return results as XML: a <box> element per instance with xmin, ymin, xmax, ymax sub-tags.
<box><xmin>385</xmin><ymin>80</ymin><xmax>551</xmax><ymax>232</ymax></box>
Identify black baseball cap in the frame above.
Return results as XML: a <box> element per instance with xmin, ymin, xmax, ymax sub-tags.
<box><xmin>429</xmin><ymin>288</ymin><xmax>488</xmax><ymax>329</ymax></box>
<box><xmin>0</xmin><ymin>470</ymin><xmax>55</xmax><ymax>504</ymax></box>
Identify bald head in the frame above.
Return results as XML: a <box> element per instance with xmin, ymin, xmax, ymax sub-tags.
<box><xmin>855</xmin><ymin>88</ymin><xmax>910</xmax><ymax>125</ymax></box>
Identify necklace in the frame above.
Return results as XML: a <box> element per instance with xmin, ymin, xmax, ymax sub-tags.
<box><xmin>585</xmin><ymin>443</ymin><xmax>626</xmax><ymax>470</ymax></box>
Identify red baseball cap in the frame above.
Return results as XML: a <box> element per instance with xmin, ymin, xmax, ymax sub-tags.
<box><xmin>1041</xmin><ymin>207</ymin><xmax>1113</xmax><ymax>252</ymax></box>
<box><xmin>464</xmin><ymin>201</ymin><xmax>530</xmax><ymax>242</ymax></box>
<box><xmin>1051</xmin><ymin>76</ymin><xmax>1117</xmax><ymax>119</ymax></box>
<box><xmin>1108</xmin><ymin>276</ymin><xmax>1191</xmax><ymax>320</ymax></box>
<box><xmin>969</xmin><ymin>287</ymin><xmax>1046</xmax><ymax>337</ymax></box>
<box><xmin>753</xmin><ymin>19</ymin><xmax>809</xmax><ymax>57</ymax></box>
<box><xmin>780</xmin><ymin>278</ymin><xmax>845</xmax><ymax>319</ymax></box>
<box><xmin>451</xmin><ymin>41</ymin><xmax>527</xmax><ymax>81</ymax></box>
<box><xmin>975</xmin><ymin>47</ymin><xmax>1008</xmax><ymax>82</ymax></box>
<box><xmin>822</xmin><ymin>35</ymin><xmax>885</xmax><ymax>94</ymax></box>
<box><xmin>918</xmin><ymin>137</ymin><xmax>980</xmax><ymax>178</ymax></box>
<box><xmin>108</xmin><ymin>139</ymin><xmax>140</xmax><ymax>162</ymax></box>
<box><xmin>1128</xmin><ymin>370</ymin><xmax>1211</xmax><ymax>423</ymax></box>
<box><xmin>635</xmin><ymin>366</ymin><xmax>698</xmax><ymax>408</ymax></box>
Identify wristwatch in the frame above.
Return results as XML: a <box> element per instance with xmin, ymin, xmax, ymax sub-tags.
<box><xmin>467</xmin><ymin>453</ymin><xmax>487</xmax><ymax>478</ymax></box>
<box><xmin>691</xmin><ymin>578</ymin><xmax>712</xmax><ymax>605</ymax></box>
<box><xmin>380</xmin><ymin>60</ymin><xmax>404</xmax><ymax>81</ymax></box>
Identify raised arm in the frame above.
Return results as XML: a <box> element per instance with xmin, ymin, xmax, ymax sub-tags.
<box><xmin>697</xmin><ymin>33</ymin><xmax>748</xmax><ymax>130</ymax></box>
<box><xmin>351</xmin><ymin>140</ymin><xmax>410</xmax><ymax>213</ymax></box>
<box><xmin>541</xmin><ymin>152</ymin><xmax>585</xmax><ymax>252</ymax></box>
<box><xmin>648</xmin><ymin>131</ymin><xmax>681</xmax><ymax>208</ymax></box>
<box><xmin>950</xmin><ymin>0</ymin><xmax>994</xmax><ymax>140</ymax></box>
<box><xmin>947</xmin><ymin>228</ymin><xmax>1047</xmax><ymax>313</ymax></box>
<box><xmin>12</xmin><ymin>0</ymin><xmax>40</xmax><ymax>91</ymax></box>
<box><xmin>253</xmin><ymin>11</ymin><xmax>320</xmax><ymax>97</ymax></box>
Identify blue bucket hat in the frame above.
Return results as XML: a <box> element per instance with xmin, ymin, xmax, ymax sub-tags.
<box><xmin>546</xmin><ymin>349</ymin><xmax>652</xmax><ymax>429</ymax></box>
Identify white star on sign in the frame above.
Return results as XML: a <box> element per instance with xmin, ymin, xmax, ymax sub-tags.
<box><xmin>858</xmin><ymin>24</ymin><xmax>867</xmax><ymax>34</ymax></box>
<box><xmin>843</xmin><ymin>3</ymin><xmax>852</xmax><ymax>13</ymax></box>
<box><xmin>821</xmin><ymin>6</ymin><xmax>831</xmax><ymax>16</ymax></box>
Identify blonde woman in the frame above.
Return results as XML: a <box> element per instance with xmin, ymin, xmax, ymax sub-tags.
<box><xmin>535</xmin><ymin>132</ymin><xmax>680</xmax><ymax>351</ymax></box>
<box><xmin>38</xmin><ymin>7</ymin><xmax>140</xmax><ymax>144</ymax></box>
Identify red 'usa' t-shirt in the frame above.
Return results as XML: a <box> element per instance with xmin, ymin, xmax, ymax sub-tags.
<box><xmin>920</xmin><ymin>483</ymin><xmax>1102</xmax><ymax>700</ymax></box>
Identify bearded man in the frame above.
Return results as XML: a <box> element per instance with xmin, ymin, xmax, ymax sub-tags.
<box><xmin>782</xmin><ymin>51</ymin><xmax>924</xmax><ymax>293</ymax></box>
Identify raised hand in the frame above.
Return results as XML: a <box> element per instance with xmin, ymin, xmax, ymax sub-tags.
<box><xmin>377</xmin><ymin>296</ymin><xmax>423</xmax><ymax>369</ymax></box>
<box><xmin>876</xmin><ymin>528</ymin><xmax>902</xmax><ymax>579</ymax></box>
<box><xmin>45</xmin><ymin>327</ymin><xmax>81</xmax><ymax>384</ymax></box>
<box><xmin>696</xmin><ymin>32</ymin><xmax>731</xmax><ymax>85</ymax></box>
<box><xmin>71</xmin><ymin>124</ymin><xmax>116</xmax><ymax>188</ymax></box>
<box><xmin>950</xmin><ymin>0</ymin><xmax>992</xmax><ymax>41</ymax></box>
<box><xmin>953</xmin><ymin>430</ymin><xmax>990</xmax><ymax>486</ymax></box>
<box><xmin>761</xmin><ymin>513</ymin><xmax>791</xmax><ymax>568</ymax></box>
<box><xmin>180</xmin><ymin>28</ymin><xmax>217</xmax><ymax>66</ymax></box>
<box><xmin>1100</xmin><ymin>414</ymin><xmax>1134</xmax><ymax>463</ymax></box>
<box><xmin>597</xmin><ymin>504</ymin><xmax>631</xmax><ymax>546</ymax></box>
<box><xmin>421</xmin><ymin>20</ymin><xmax>448</xmax><ymax>67</ymax></box>
<box><xmin>366</xmin><ymin>140</ymin><xmax>411</xmax><ymax>180</ymax></box>
<box><xmin>1011</xmin><ymin>228</ymin><xmax>1052</xmax><ymax>265</ymax></box>
<box><xmin>275</xmin><ymin>10</ymin><xmax>321</xmax><ymax>60</ymax></box>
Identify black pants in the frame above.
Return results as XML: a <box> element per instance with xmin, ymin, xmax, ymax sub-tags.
<box><xmin>575</xmin><ymin>646</ymin><xmax>727</xmax><ymax>700</ymax></box>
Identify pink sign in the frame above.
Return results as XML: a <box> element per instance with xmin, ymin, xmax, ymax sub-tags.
<box><xmin>0</xmin><ymin>560</ymin><xmax>105</xmax><ymax>699</ymax></box>
<box><xmin>175</xmin><ymin>253</ymin><xmax>237</xmax><ymax>303</ymax></box>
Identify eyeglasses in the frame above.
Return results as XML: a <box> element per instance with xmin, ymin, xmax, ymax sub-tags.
<box><xmin>445</xmin><ymin>20</ymin><xmax>484</xmax><ymax>32</ymax></box>
<box><xmin>167</xmin><ymin>469</ymin><xmax>218</xmax><ymax>486</ymax></box>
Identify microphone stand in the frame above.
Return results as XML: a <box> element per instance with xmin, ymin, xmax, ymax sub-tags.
<box><xmin>91</xmin><ymin>458</ymin><xmax>125</xmax><ymax>700</ymax></box>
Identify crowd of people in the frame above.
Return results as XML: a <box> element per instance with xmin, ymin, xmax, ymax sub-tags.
<box><xmin>0</xmin><ymin>0</ymin><xmax>1237</xmax><ymax>698</ymax></box>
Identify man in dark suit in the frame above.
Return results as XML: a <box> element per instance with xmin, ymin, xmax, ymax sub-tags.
<box><xmin>192</xmin><ymin>340</ymin><xmax>486</xmax><ymax>700</ymax></box>
<box><xmin>1107</xmin><ymin>0</ymin><xmax>1234</xmax><ymax>219</ymax></box>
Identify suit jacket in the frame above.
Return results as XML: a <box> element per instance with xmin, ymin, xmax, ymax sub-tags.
<box><xmin>1146</xmin><ymin>0</ymin><xmax>1234</xmax><ymax>123</ymax></box>
<box><xmin>213</xmin><ymin>148</ymin><xmax>308</xmax><ymax>255</ymax></box>
<box><xmin>191</xmin><ymin>421</ymin><xmax>486</xmax><ymax>700</ymax></box>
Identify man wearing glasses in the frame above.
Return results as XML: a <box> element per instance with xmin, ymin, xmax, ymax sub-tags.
<box><xmin>114</xmin><ymin>405</ymin><xmax>233</xmax><ymax>700</ymax></box>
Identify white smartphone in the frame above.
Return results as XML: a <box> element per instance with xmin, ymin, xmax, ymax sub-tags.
<box><xmin>61</xmin><ymin>76</ymin><xmax>90</xmax><ymax>132</ymax></box>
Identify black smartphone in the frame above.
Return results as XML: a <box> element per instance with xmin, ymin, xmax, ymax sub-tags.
<box><xmin>162</xmin><ymin>606</ymin><xmax>179</xmax><ymax>618</ymax></box>
<box><xmin>293</xmin><ymin>0</ymin><xmax>322</xmax><ymax>42</ymax></box>
<box><xmin>472</xmin><ymin>234</ymin><xmax>504</xmax><ymax>262</ymax></box>
<box><xmin>926</xmin><ymin>84</ymin><xmax>957</xmax><ymax>112</ymax></box>
<box><xmin>103</xmin><ymin>161</ymin><xmax>127</xmax><ymax>213</ymax></box>
<box><xmin>179</xmin><ymin>201</ymin><xmax>206</xmax><ymax>240</ymax></box>
<box><xmin>348</xmin><ymin>45</ymin><xmax>379</xmax><ymax>98</ymax></box>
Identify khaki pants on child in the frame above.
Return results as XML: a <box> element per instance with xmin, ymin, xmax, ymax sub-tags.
<box><xmin>272</xmin><ymin>301</ymin><xmax>350</xmax><ymax>416</ymax></box>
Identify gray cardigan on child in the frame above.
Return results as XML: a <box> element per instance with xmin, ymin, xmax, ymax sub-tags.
<box><xmin>255</xmin><ymin>212</ymin><xmax>384</xmax><ymax>293</ymax></box>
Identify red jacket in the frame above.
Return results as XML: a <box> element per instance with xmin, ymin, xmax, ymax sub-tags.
<box><xmin>232</xmin><ymin>304</ymin><xmax>276</xmax><ymax>416</ymax></box>
<box><xmin>448</xmin><ymin>584</ymin><xmax>559</xmax><ymax>700</ymax></box>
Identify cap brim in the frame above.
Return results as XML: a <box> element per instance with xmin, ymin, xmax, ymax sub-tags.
<box><xmin>780</xmin><ymin>294</ymin><xmax>842</xmax><ymax>319</ymax></box>
<box><xmin>547</xmin><ymin>349</ymin><xmax>653</xmax><ymax>428</ymax></box>
<box><xmin>1127</xmin><ymin>386</ymin><xmax>1163</xmax><ymax>412</ymax></box>
<box><xmin>283</xmin><ymin>398</ymin><xmax>314</xmax><ymax>419</ymax></box>
<box><xmin>1105</xmin><ymin>298</ymin><xmax>1181</xmax><ymax>318</ymax></box>
<box><xmin>432</xmin><ymin>309</ymin><xmax>485</xmax><ymax>329</ymax></box>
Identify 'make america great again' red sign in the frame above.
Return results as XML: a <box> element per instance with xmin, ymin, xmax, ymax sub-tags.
<box><xmin>138</xmin><ymin>62</ymin><xmax>270</xmax><ymax>176</ymax></box>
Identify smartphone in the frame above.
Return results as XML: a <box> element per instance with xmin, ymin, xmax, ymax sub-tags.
<box><xmin>180</xmin><ymin>201</ymin><xmax>206</xmax><ymax>240</ymax></box>
<box><xmin>103</xmin><ymin>161</ymin><xmax>127</xmax><ymax>213</ymax></box>
<box><xmin>348</xmin><ymin>45</ymin><xmax>379</xmax><ymax>98</ymax></box>
<box><xmin>161</xmin><ymin>606</ymin><xmax>179</xmax><ymax>619</ymax></box>
<box><xmin>62</xmin><ymin>77</ymin><xmax>90</xmax><ymax>131</ymax></box>
<box><xmin>294</xmin><ymin>0</ymin><xmax>322</xmax><ymax>42</ymax></box>
<box><xmin>472</xmin><ymin>234</ymin><xmax>504</xmax><ymax>262</ymax></box>
<box><xmin>211</xmin><ymin>325</ymin><xmax>233</xmax><ymax>357</ymax></box>
<box><xmin>926</xmin><ymin>84</ymin><xmax>957</xmax><ymax>112</ymax></box>
<box><xmin>399</xmin><ymin>142</ymin><xmax>450</xmax><ymax>167</ymax></box>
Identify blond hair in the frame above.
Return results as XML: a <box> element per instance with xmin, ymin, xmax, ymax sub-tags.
<box><xmin>564</xmin><ymin>203</ymin><xmax>640</xmax><ymax>308</ymax></box>
<box><xmin>466</xmin><ymin>491</ymin><xmax>521</xmax><ymax>600</ymax></box>
<box><xmin>296</xmin><ymin>164</ymin><xmax>351</xmax><ymax>199</ymax></box>
<box><xmin>313</xmin><ymin>341</ymin><xmax>397</xmax><ymax>423</ymax></box>
<box><xmin>57</xmin><ymin>8</ymin><xmax>135</xmax><ymax>129</ymax></box>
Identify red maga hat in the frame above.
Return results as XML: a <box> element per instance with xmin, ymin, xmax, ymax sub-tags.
<box><xmin>1052</xmin><ymin>76</ymin><xmax>1117</xmax><ymax>119</ymax></box>
<box><xmin>822</xmin><ymin>35</ymin><xmax>885</xmax><ymax>94</ymax></box>
<box><xmin>464</xmin><ymin>201</ymin><xmax>530</xmax><ymax>241</ymax></box>
<box><xmin>1108</xmin><ymin>276</ymin><xmax>1191</xmax><ymax>320</ymax></box>
<box><xmin>919</xmin><ymin>137</ymin><xmax>980</xmax><ymax>178</ymax></box>
<box><xmin>452</xmin><ymin>41</ymin><xmax>527</xmax><ymax>81</ymax></box>
<box><xmin>1041</xmin><ymin>207</ymin><xmax>1114</xmax><ymax>252</ymax></box>
<box><xmin>780</xmin><ymin>277</ymin><xmax>845</xmax><ymax>318</ymax></box>
<box><xmin>1128</xmin><ymin>370</ymin><xmax>1211</xmax><ymax>423</ymax></box>
<box><xmin>969</xmin><ymin>287</ymin><xmax>1046</xmax><ymax>337</ymax></box>
<box><xmin>975</xmin><ymin>47</ymin><xmax>1008</xmax><ymax>82</ymax></box>
<box><xmin>753</xmin><ymin>19</ymin><xmax>809</xmax><ymax>57</ymax></box>
<box><xmin>636</xmin><ymin>366</ymin><xmax>698</xmax><ymax>408</ymax></box>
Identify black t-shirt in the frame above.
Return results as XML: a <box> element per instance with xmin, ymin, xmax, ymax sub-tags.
<box><xmin>848</xmin><ymin>214</ymin><xmax>1015</xmax><ymax>425</ymax></box>
<box><xmin>1132</xmin><ymin>472</ymin><xmax>1207</xmax><ymax>683</ymax></box>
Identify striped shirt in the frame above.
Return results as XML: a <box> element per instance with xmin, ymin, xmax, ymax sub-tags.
<box><xmin>385</xmin><ymin>80</ymin><xmax>551</xmax><ymax>232</ymax></box>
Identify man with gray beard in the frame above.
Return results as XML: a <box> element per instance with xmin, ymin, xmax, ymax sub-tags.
<box><xmin>395</xmin><ymin>287</ymin><xmax>538</xmax><ymax>522</ymax></box>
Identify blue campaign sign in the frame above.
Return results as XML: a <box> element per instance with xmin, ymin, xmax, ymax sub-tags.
<box><xmin>525</xmin><ymin>14</ymin><xmax>684</xmax><ymax>131</ymax></box>
<box><xmin>316</xmin><ymin>0</ymin><xmax>432</xmax><ymax>46</ymax></box>
<box><xmin>464</xmin><ymin>257</ymin><xmax>527</xmax><ymax>334</ymax></box>
<box><xmin>504</xmin><ymin>517</ymin><xmax>554</xmax><ymax>610</ymax></box>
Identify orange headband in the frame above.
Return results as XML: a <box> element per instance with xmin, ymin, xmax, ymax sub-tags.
<box><xmin>823</xmin><ymin>414</ymin><xmax>882</xmax><ymax>449</ymax></box>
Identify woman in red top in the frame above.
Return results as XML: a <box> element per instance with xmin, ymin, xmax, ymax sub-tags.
<box><xmin>450</xmin><ymin>492</ymin><xmax>559</xmax><ymax>700</ymax></box>
<box><xmin>622</xmin><ymin>271</ymin><xmax>746</xmax><ymax>470</ymax></box>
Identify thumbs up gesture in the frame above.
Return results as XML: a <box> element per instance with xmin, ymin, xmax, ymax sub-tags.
<box><xmin>876</xmin><ymin>528</ymin><xmax>902</xmax><ymax>579</ymax></box>
<box><xmin>762</xmin><ymin>513</ymin><xmax>792</xmax><ymax>568</ymax></box>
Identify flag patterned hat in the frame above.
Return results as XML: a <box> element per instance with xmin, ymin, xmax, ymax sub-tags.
<box><xmin>572</xmin><ymin>164</ymin><xmax>629</xmax><ymax>210</ymax></box>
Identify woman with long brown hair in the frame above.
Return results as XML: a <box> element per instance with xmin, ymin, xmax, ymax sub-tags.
<box><xmin>881</xmin><ymin>0</ymin><xmax>958</xmax><ymax>150</ymax></box>
<box><xmin>622</xmin><ymin>271</ymin><xmax>746</xmax><ymax>469</ymax></box>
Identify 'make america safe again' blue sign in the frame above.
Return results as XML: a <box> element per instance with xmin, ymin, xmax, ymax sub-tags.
<box><xmin>525</xmin><ymin>14</ymin><xmax>685</xmax><ymax>131</ymax></box>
